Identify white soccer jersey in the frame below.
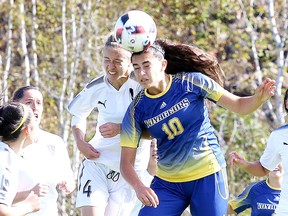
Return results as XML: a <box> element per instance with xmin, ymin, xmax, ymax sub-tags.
<box><xmin>0</xmin><ymin>141</ymin><xmax>19</xmax><ymax>206</ymax></box>
<box><xmin>260</xmin><ymin>124</ymin><xmax>288</xmax><ymax>216</ymax></box>
<box><xmin>68</xmin><ymin>75</ymin><xmax>150</xmax><ymax>172</ymax></box>
<box><xmin>17</xmin><ymin>129</ymin><xmax>75</xmax><ymax>216</ymax></box>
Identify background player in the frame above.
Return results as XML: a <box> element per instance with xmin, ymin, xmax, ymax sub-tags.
<box><xmin>0</xmin><ymin>102</ymin><xmax>40</xmax><ymax>215</ymax></box>
<box><xmin>228</xmin><ymin>89</ymin><xmax>288</xmax><ymax>216</ymax></box>
<box><xmin>228</xmin><ymin>161</ymin><xmax>282</xmax><ymax>215</ymax></box>
<box><xmin>12</xmin><ymin>86</ymin><xmax>75</xmax><ymax>216</ymax></box>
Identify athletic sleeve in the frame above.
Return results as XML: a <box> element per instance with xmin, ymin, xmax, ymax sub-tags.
<box><xmin>229</xmin><ymin>182</ymin><xmax>257</xmax><ymax>214</ymax></box>
<box><xmin>185</xmin><ymin>72</ymin><xmax>225</xmax><ymax>103</ymax></box>
<box><xmin>67</xmin><ymin>84</ymin><xmax>99</xmax><ymax>131</ymax></box>
<box><xmin>120</xmin><ymin>99</ymin><xmax>143</xmax><ymax>149</ymax></box>
<box><xmin>260</xmin><ymin>130</ymin><xmax>282</xmax><ymax>171</ymax></box>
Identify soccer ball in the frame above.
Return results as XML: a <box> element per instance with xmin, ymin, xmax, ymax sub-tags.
<box><xmin>114</xmin><ymin>10</ymin><xmax>157</xmax><ymax>53</ymax></box>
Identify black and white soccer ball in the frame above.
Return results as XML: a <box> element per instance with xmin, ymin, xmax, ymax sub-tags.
<box><xmin>114</xmin><ymin>10</ymin><xmax>157</xmax><ymax>53</ymax></box>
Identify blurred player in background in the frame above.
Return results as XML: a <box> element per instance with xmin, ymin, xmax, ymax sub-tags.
<box><xmin>0</xmin><ymin>102</ymin><xmax>40</xmax><ymax>215</ymax></box>
<box><xmin>228</xmin><ymin>89</ymin><xmax>288</xmax><ymax>216</ymax></box>
<box><xmin>12</xmin><ymin>86</ymin><xmax>75</xmax><ymax>216</ymax></box>
<box><xmin>228</xmin><ymin>159</ymin><xmax>282</xmax><ymax>215</ymax></box>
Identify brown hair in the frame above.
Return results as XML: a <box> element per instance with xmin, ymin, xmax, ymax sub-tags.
<box><xmin>133</xmin><ymin>39</ymin><xmax>225</xmax><ymax>86</ymax></box>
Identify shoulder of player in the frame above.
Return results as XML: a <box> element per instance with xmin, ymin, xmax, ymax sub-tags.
<box><xmin>86</xmin><ymin>75</ymin><xmax>105</xmax><ymax>89</ymax></box>
<box><xmin>68</xmin><ymin>75</ymin><xmax>106</xmax><ymax>109</ymax></box>
<box><xmin>273</xmin><ymin>124</ymin><xmax>288</xmax><ymax>134</ymax></box>
<box><xmin>246</xmin><ymin>179</ymin><xmax>267</xmax><ymax>192</ymax></box>
<box><xmin>173</xmin><ymin>72</ymin><xmax>211</xmax><ymax>82</ymax></box>
<box><xmin>268</xmin><ymin>125</ymin><xmax>288</xmax><ymax>144</ymax></box>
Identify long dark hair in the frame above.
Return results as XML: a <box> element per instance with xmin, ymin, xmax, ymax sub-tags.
<box><xmin>158</xmin><ymin>39</ymin><xmax>224</xmax><ymax>85</ymax></box>
<box><xmin>133</xmin><ymin>39</ymin><xmax>225</xmax><ymax>86</ymax></box>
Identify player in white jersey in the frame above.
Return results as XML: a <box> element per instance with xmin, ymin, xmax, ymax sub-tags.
<box><xmin>12</xmin><ymin>86</ymin><xmax>75</xmax><ymax>216</ymax></box>
<box><xmin>67</xmin><ymin>34</ymin><xmax>155</xmax><ymax>216</ymax></box>
<box><xmin>229</xmin><ymin>89</ymin><xmax>288</xmax><ymax>216</ymax></box>
<box><xmin>0</xmin><ymin>102</ymin><xmax>40</xmax><ymax>215</ymax></box>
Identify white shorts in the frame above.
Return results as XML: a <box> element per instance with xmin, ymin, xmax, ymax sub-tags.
<box><xmin>76</xmin><ymin>159</ymin><xmax>137</xmax><ymax>216</ymax></box>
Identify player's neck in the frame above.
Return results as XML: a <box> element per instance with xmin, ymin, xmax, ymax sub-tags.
<box><xmin>268</xmin><ymin>177</ymin><xmax>282</xmax><ymax>189</ymax></box>
<box><xmin>108</xmin><ymin>76</ymin><xmax>128</xmax><ymax>90</ymax></box>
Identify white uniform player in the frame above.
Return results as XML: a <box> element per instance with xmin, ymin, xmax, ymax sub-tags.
<box><xmin>11</xmin><ymin>86</ymin><xmax>75</xmax><ymax>216</ymax></box>
<box><xmin>260</xmin><ymin>124</ymin><xmax>288</xmax><ymax>216</ymax></box>
<box><xmin>0</xmin><ymin>141</ymin><xmax>19</xmax><ymax>207</ymax></box>
<box><xmin>68</xmin><ymin>75</ymin><xmax>152</xmax><ymax>216</ymax></box>
<box><xmin>0</xmin><ymin>102</ymin><xmax>40</xmax><ymax>215</ymax></box>
<box><xmin>17</xmin><ymin>129</ymin><xmax>75</xmax><ymax>216</ymax></box>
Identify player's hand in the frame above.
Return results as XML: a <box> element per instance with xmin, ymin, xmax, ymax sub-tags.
<box><xmin>135</xmin><ymin>184</ymin><xmax>159</xmax><ymax>208</ymax></box>
<box><xmin>25</xmin><ymin>191</ymin><xmax>40</xmax><ymax>212</ymax></box>
<box><xmin>99</xmin><ymin>122</ymin><xmax>121</xmax><ymax>138</ymax></box>
<box><xmin>228</xmin><ymin>151</ymin><xmax>247</xmax><ymax>169</ymax></box>
<box><xmin>255</xmin><ymin>78</ymin><xmax>275</xmax><ymax>103</ymax></box>
<box><xmin>77</xmin><ymin>140</ymin><xmax>100</xmax><ymax>159</ymax></box>
<box><xmin>31</xmin><ymin>183</ymin><xmax>49</xmax><ymax>197</ymax></box>
<box><xmin>58</xmin><ymin>181</ymin><xmax>75</xmax><ymax>194</ymax></box>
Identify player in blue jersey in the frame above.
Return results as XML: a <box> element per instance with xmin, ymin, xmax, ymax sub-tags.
<box><xmin>119</xmin><ymin>39</ymin><xmax>276</xmax><ymax>216</ymax></box>
<box><xmin>228</xmin><ymin>161</ymin><xmax>282</xmax><ymax>215</ymax></box>
<box><xmin>229</xmin><ymin>89</ymin><xmax>288</xmax><ymax>216</ymax></box>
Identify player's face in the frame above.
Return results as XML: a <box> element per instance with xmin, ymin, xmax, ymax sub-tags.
<box><xmin>17</xmin><ymin>89</ymin><xmax>44</xmax><ymax>126</ymax></box>
<box><xmin>132</xmin><ymin>52</ymin><xmax>167</xmax><ymax>93</ymax></box>
<box><xmin>25</xmin><ymin>107</ymin><xmax>39</xmax><ymax>144</ymax></box>
<box><xmin>103</xmin><ymin>46</ymin><xmax>132</xmax><ymax>87</ymax></box>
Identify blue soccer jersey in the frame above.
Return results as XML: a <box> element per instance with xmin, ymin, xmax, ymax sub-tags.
<box><xmin>229</xmin><ymin>179</ymin><xmax>281</xmax><ymax>216</ymax></box>
<box><xmin>121</xmin><ymin>72</ymin><xmax>226</xmax><ymax>182</ymax></box>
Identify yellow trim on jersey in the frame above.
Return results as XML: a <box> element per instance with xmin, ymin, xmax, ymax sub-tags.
<box><xmin>144</xmin><ymin>75</ymin><xmax>172</xmax><ymax>98</ymax></box>
<box><xmin>157</xmin><ymin>155</ymin><xmax>222</xmax><ymax>182</ymax></box>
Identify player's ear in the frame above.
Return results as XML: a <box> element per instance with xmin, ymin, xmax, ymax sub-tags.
<box><xmin>161</xmin><ymin>59</ymin><xmax>167</xmax><ymax>71</ymax></box>
<box><xmin>23</xmin><ymin>125</ymin><xmax>30</xmax><ymax>135</ymax></box>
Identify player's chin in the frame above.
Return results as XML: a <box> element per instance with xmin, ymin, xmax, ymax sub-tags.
<box><xmin>140</xmin><ymin>80</ymin><xmax>150</xmax><ymax>88</ymax></box>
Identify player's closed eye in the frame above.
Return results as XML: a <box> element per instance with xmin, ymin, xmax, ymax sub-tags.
<box><xmin>133</xmin><ymin>66</ymin><xmax>140</xmax><ymax>72</ymax></box>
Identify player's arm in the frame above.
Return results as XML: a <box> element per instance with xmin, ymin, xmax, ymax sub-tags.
<box><xmin>120</xmin><ymin>147</ymin><xmax>159</xmax><ymax>208</ymax></box>
<box><xmin>228</xmin><ymin>151</ymin><xmax>270</xmax><ymax>177</ymax></box>
<box><xmin>68</xmin><ymin>85</ymin><xmax>100</xmax><ymax>158</ymax></box>
<box><xmin>0</xmin><ymin>192</ymin><xmax>39</xmax><ymax>216</ymax></box>
<box><xmin>14</xmin><ymin>183</ymin><xmax>49</xmax><ymax>203</ymax></box>
<box><xmin>120</xmin><ymin>147</ymin><xmax>141</xmax><ymax>188</ymax></box>
<box><xmin>72</xmin><ymin>125</ymin><xmax>99</xmax><ymax>159</ymax></box>
<box><xmin>217</xmin><ymin>78</ymin><xmax>275</xmax><ymax>115</ymax></box>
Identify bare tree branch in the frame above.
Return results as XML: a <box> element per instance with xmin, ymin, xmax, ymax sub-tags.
<box><xmin>19</xmin><ymin>0</ymin><xmax>30</xmax><ymax>85</ymax></box>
